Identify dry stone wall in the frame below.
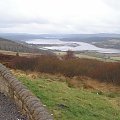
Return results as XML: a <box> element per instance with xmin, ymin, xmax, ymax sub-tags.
<box><xmin>0</xmin><ymin>63</ymin><xmax>53</xmax><ymax>120</ymax></box>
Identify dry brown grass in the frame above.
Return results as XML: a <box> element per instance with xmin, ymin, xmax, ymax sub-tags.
<box><xmin>12</xmin><ymin>69</ymin><xmax>120</xmax><ymax>93</ymax></box>
<box><xmin>67</xmin><ymin>76</ymin><xmax>120</xmax><ymax>93</ymax></box>
<box><xmin>0</xmin><ymin>50</ymin><xmax>41</xmax><ymax>57</ymax></box>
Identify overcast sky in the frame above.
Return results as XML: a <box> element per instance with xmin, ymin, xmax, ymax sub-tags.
<box><xmin>0</xmin><ymin>0</ymin><xmax>120</xmax><ymax>34</ymax></box>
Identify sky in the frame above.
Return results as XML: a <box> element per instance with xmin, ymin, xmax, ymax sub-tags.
<box><xmin>0</xmin><ymin>0</ymin><xmax>120</xmax><ymax>34</ymax></box>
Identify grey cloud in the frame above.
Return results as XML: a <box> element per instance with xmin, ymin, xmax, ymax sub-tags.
<box><xmin>0</xmin><ymin>0</ymin><xmax>120</xmax><ymax>34</ymax></box>
<box><xmin>0</xmin><ymin>17</ymin><xmax>50</xmax><ymax>25</ymax></box>
<box><xmin>0</xmin><ymin>17</ymin><xmax>50</xmax><ymax>29</ymax></box>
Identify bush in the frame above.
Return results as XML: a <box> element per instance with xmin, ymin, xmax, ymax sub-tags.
<box><xmin>1</xmin><ymin>54</ymin><xmax>120</xmax><ymax>85</ymax></box>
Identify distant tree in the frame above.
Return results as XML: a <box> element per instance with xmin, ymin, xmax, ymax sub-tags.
<box><xmin>64</xmin><ymin>50</ymin><xmax>75</xmax><ymax>59</ymax></box>
<box><xmin>16</xmin><ymin>52</ymin><xmax>19</xmax><ymax>56</ymax></box>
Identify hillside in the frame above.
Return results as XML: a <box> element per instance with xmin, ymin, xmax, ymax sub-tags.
<box><xmin>0</xmin><ymin>37</ymin><xmax>53</xmax><ymax>54</ymax></box>
<box><xmin>13</xmin><ymin>71</ymin><xmax>120</xmax><ymax>120</ymax></box>
<box><xmin>0</xmin><ymin>51</ymin><xmax>120</xmax><ymax>120</ymax></box>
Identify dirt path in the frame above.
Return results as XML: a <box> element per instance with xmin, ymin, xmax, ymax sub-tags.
<box><xmin>0</xmin><ymin>93</ymin><xmax>27</xmax><ymax>120</ymax></box>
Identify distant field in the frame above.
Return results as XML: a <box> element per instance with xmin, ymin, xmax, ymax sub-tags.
<box><xmin>15</xmin><ymin>72</ymin><xmax>120</xmax><ymax>120</ymax></box>
<box><xmin>0</xmin><ymin>50</ymin><xmax>41</xmax><ymax>57</ymax></box>
<box><xmin>54</xmin><ymin>51</ymin><xmax>120</xmax><ymax>62</ymax></box>
<box><xmin>0</xmin><ymin>49</ymin><xmax>120</xmax><ymax>62</ymax></box>
<box><xmin>110</xmin><ymin>56</ymin><xmax>120</xmax><ymax>61</ymax></box>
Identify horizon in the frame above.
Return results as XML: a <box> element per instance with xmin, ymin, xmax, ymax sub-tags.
<box><xmin>1</xmin><ymin>32</ymin><xmax>120</xmax><ymax>35</ymax></box>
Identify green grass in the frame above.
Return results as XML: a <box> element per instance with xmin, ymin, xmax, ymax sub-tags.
<box><xmin>110</xmin><ymin>57</ymin><xmax>120</xmax><ymax>61</ymax></box>
<box><xmin>17</xmin><ymin>75</ymin><xmax>120</xmax><ymax>120</ymax></box>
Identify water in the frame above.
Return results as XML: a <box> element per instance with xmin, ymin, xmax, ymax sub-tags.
<box><xmin>26</xmin><ymin>39</ymin><xmax>120</xmax><ymax>54</ymax></box>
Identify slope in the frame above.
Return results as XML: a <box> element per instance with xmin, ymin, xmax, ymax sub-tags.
<box><xmin>0</xmin><ymin>37</ymin><xmax>53</xmax><ymax>54</ymax></box>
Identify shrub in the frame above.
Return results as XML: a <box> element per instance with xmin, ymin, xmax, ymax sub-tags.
<box><xmin>1</xmin><ymin>54</ymin><xmax>120</xmax><ymax>85</ymax></box>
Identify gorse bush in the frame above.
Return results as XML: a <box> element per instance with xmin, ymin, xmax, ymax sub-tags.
<box><xmin>1</xmin><ymin>53</ymin><xmax>120</xmax><ymax>85</ymax></box>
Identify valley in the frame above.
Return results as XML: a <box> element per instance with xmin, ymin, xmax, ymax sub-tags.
<box><xmin>1</xmin><ymin>0</ymin><xmax>120</xmax><ymax>119</ymax></box>
<box><xmin>0</xmin><ymin>42</ymin><xmax>120</xmax><ymax>120</ymax></box>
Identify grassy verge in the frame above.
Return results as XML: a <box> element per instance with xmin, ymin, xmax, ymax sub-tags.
<box><xmin>16</xmin><ymin>74</ymin><xmax>120</xmax><ymax>120</ymax></box>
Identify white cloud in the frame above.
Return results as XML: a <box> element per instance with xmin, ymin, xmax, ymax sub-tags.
<box><xmin>0</xmin><ymin>0</ymin><xmax>120</xmax><ymax>33</ymax></box>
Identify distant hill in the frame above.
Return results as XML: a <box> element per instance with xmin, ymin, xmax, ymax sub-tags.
<box><xmin>1</xmin><ymin>33</ymin><xmax>120</xmax><ymax>41</ymax></box>
<box><xmin>0</xmin><ymin>33</ymin><xmax>120</xmax><ymax>50</ymax></box>
<box><xmin>0</xmin><ymin>37</ymin><xmax>53</xmax><ymax>54</ymax></box>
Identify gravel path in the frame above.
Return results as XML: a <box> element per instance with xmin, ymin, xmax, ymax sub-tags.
<box><xmin>0</xmin><ymin>93</ymin><xmax>27</xmax><ymax>120</ymax></box>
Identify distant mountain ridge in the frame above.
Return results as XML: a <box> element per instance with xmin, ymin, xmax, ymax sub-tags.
<box><xmin>1</xmin><ymin>33</ymin><xmax>120</xmax><ymax>41</ymax></box>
